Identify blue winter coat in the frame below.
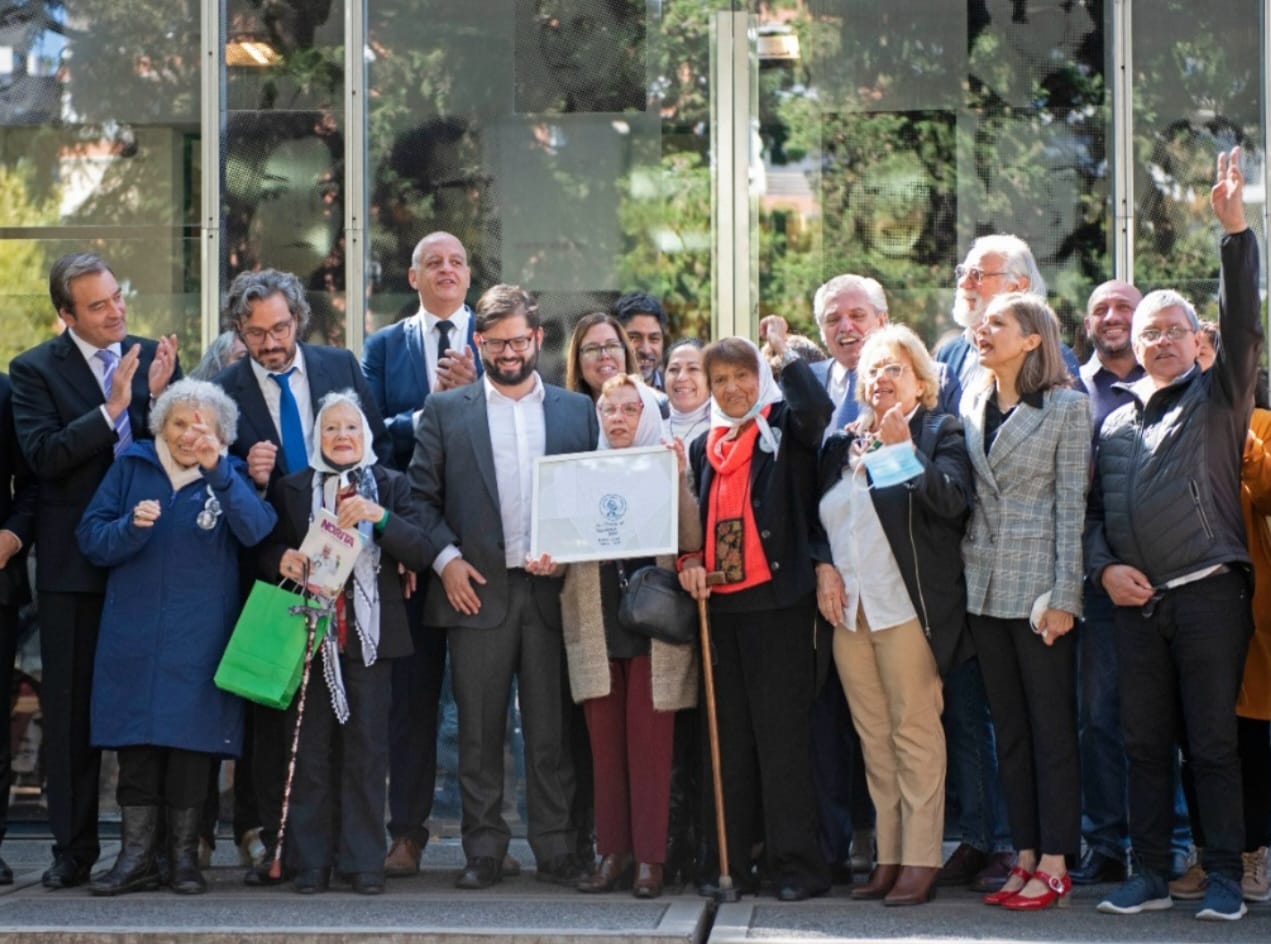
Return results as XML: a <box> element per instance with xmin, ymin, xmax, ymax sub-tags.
<box><xmin>77</xmin><ymin>442</ymin><xmax>277</xmax><ymax>757</ymax></box>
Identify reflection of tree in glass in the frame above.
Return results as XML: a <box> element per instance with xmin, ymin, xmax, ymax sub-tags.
<box><xmin>514</xmin><ymin>0</ymin><xmax>646</xmax><ymax>114</ymax></box>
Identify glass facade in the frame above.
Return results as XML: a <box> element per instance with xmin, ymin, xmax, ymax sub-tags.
<box><xmin>0</xmin><ymin>0</ymin><xmax>1267</xmax><ymax>824</ymax></box>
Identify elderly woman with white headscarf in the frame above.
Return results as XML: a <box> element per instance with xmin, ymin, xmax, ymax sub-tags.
<box><xmin>77</xmin><ymin>378</ymin><xmax>276</xmax><ymax>897</ymax></box>
<box><xmin>526</xmin><ymin>374</ymin><xmax>701</xmax><ymax>899</ymax></box>
<box><xmin>260</xmin><ymin>390</ymin><xmax>430</xmax><ymax>896</ymax></box>
<box><xmin>678</xmin><ymin>324</ymin><xmax>834</xmax><ymax>902</ymax></box>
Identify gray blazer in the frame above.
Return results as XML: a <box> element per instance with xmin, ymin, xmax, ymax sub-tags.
<box><xmin>961</xmin><ymin>385</ymin><xmax>1090</xmax><ymax>619</ymax></box>
<box><xmin>408</xmin><ymin>376</ymin><xmax>599</xmax><ymax>630</ymax></box>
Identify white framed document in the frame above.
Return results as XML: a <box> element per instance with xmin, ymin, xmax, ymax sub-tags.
<box><xmin>530</xmin><ymin>445</ymin><xmax>679</xmax><ymax>564</ymax></box>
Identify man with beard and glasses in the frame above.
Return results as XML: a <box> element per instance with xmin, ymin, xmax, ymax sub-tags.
<box><xmin>213</xmin><ymin>268</ymin><xmax>390</xmax><ymax>885</ymax></box>
<box><xmin>410</xmin><ymin>284</ymin><xmax>598</xmax><ymax>891</ymax></box>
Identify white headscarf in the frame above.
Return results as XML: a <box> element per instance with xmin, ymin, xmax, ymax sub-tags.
<box><xmin>307</xmin><ymin>391</ymin><xmax>381</xmax><ymax>724</ymax></box>
<box><xmin>708</xmin><ymin>338</ymin><xmax>784</xmax><ymax>456</ymax></box>
<box><xmin>597</xmin><ymin>379</ymin><xmax>668</xmax><ymax>450</ymax></box>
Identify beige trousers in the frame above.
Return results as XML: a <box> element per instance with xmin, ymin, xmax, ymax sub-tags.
<box><xmin>833</xmin><ymin>611</ymin><xmax>946</xmax><ymax>867</ymax></box>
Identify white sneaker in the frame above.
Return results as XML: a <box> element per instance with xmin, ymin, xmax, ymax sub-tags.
<box><xmin>1242</xmin><ymin>847</ymin><xmax>1270</xmax><ymax>903</ymax></box>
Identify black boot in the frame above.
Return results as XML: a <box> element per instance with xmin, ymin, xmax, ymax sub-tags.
<box><xmin>90</xmin><ymin>806</ymin><xmax>161</xmax><ymax>896</ymax></box>
<box><xmin>168</xmin><ymin>807</ymin><xmax>207</xmax><ymax>894</ymax></box>
<box><xmin>154</xmin><ymin>812</ymin><xmax>171</xmax><ymax>887</ymax></box>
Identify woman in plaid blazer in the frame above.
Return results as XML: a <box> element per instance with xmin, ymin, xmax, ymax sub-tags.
<box><xmin>960</xmin><ymin>293</ymin><xmax>1091</xmax><ymax>910</ymax></box>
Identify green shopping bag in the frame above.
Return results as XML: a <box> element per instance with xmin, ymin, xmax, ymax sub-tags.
<box><xmin>214</xmin><ymin>581</ymin><xmax>329</xmax><ymax>709</ymax></box>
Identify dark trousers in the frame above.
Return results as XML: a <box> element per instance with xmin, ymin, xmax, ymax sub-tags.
<box><xmin>1239</xmin><ymin>717</ymin><xmax>1271</xmax><ymax>850</ymax></box>
<box><xmin>1077</xmin><ymin>586</ymin><xmax>1129</xmax><ymax>859</ymax></box>
<box><xmin>810</xmin><ymin>670</ymin><xmax>872</xmax><ymax>866</ymax></box>
<box><xmin>968</xmin><ymin>614</ymin><xmax>1080</xmax><ymax>856</ymax></box>
<box><xmin>387</xmin><ymin>592</ymin><xmax>447</xmax><ymax>848</ymax></box>
<box><xmin>0</xmin><ymin>603</ymin><xmax>18</xmax><ymax>846</ymax></box>
<box><xmin>582</xmin><ymin>655</ymin><xmax>673</xmax><ymax>864</ymax></box>
<box><xmin>116</xmin><ymin>746</ymin><xmax>212</xmax><ymax>808</ymax></box>
<box><xmin>704</xmin><ymin>595</ymin><xmax>828</xmax><ymax>892</ymax></box>
<box><xmin>941</xmin><ymin>656</ymin><xmax>1012</xmax><ymax>852</ymax></box>
<box><xmin>1115</xmin><ymin>569</ymin><xmax>1251</xmax><ymax>879</ymax></box>
<box><xmin>448</xmin><ymin>571</ymin><xmax>576</xmax><ymax>864</ymax></box>
<box><xmin>287</xmin><ymin>656</ymin><xmax>392</xmax><ymax>875</ymax></box>
<box><xmin>39</xmin><ymin>590</ymin><xmax>103</xmax><ymax>864</ymax></box>
<box><xmin>250</xmin><ymin>703</ymin><xmax>287</xmax><ymax>850</ymax></box>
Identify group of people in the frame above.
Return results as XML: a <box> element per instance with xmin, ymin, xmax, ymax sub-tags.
<box><xmin>0</xmin><ymin>148</ymin><xmax>1265</xmax><ymax>923</ymax></box>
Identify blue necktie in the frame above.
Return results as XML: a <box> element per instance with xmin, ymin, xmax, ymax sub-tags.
<box><xmin>96</xmin><ymin>349</ymin><xmax>133</xmax><ymax>458</ymax></box>
<box><xmin>831</xmin><ymin>370</ymin><xmax>859</xmax><ymax>430</ymax></box>
<box><xmin>270</xmin><ymin>368</ymin><xmax>308</xmax><ymax>474</ymax></box>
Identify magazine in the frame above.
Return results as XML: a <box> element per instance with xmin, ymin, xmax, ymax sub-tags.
<box><xmin>298</xmin><ymin>509</ymin><xmax>366</xmax><ymax>600</ymax></box>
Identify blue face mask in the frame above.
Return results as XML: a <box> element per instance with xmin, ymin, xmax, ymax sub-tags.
<box><xmin>862</xmin><ymin>441</ymin><xmax>924</xmax><ymax>488</ymax></box>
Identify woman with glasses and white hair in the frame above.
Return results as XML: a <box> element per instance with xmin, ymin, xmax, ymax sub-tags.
<box><xmin>815</xmin><ymin>325</ymin><xmax>973</xmax><ymax>906</ymax></box>
<box><xmin>77</xmin><ymin>378</ymin><xmax>277</xmax><ymax>897</ymax></box>
<box><xmin>260</xmin><ymin>390</ymin><xmax>430</xmax><ymax>895</ymax></box>
<box><xmin>527</xmin><ymin>373</ymin><xmax>701</xmax><ymax>899</ymax></box>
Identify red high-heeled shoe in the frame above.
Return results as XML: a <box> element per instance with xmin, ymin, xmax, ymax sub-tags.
<box><xmin>982</xmin><ymin>866</ymin><xmax>1032</xmax><ymax>906</ymax></box>
<box><xmin>1000</xmin><ymin>869</ymin><xmax>1071</xmax><ymax>910</ymax></box>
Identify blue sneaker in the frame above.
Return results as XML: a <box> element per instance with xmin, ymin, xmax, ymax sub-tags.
<box><xmin>1097</xmin><ymin>871</ymin><xmax>1173</xmax><ymax>915</ymax></box>
<box><xmin>1196</xmin><ymin>872</ymin><xmax>1246</xmax><ymax>921</ymax></box>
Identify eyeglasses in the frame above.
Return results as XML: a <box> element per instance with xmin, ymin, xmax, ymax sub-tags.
<box><xmin>863</xmin><ymin>363</ymin><xmax>911</xmax><ymax>381</ymax></box>
<box><xmin>1137</xmin><ymin>326</ymin><xmax>1194</xmax><ymax>344</ymax></box>
<box><xmin>479</xmin><ymin>334</ymin><xmax>535</xmax><ymax>354</ymax></box>
<box><xmin>580</xmin><ymin>341</ymin><xmax>626</xmax><ymax>361</ymax></box>
<box><xmin>599</xmin><ymin>403</ymin><xmax>643</xmax><ymax>418</ymax></box>
<box><xmin>240</xmin><ymin>320</ymin><xmax>295</xmax><ymax>344</ymax></box>
<box><xmin>955</xmin><ymin>265</ymin><xmax>1010</xmax><ymax>286</ymax></box>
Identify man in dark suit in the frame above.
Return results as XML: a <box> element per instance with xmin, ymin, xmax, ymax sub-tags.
<box><xmin>0</xmin><ymin>373</ymin><xmax>37</xmax><ymax>885</ymax></box>
<box><xmin>212</xmin><ymin>268</ymin><xmax>390</xmax><ymax>884</ymax></box>
<box><xmin>410</xmin><ymin>284</ymin><xmax>598</xmax><ymax>890</ymax></box>
<box><xmin>362</xmin><ymin>232</ymin><xmax>482</xmax><ymax>878</ymax></box>
<box><xmin>9</xmin><ymin>252</ymin><xmax>179</xmax><ymax>888</ymax></box>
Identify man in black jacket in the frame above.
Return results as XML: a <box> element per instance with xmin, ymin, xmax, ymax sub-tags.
<box><xmin>1086</xmin><ymin>148</ymin><xmax>1260</xmax><ymax>922</ymax></box>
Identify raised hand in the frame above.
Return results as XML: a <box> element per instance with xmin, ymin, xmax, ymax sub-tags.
<box><xmin>148</xmin><ymin>334</ymin><xmax>179</xmax><ymax>396</ymax></box>
<box><xmin>1211</xmin><ymin>146</ymin><xmax>1247</xmax><ymax>235</ymax></box>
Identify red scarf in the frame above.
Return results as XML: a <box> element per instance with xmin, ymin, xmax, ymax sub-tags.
<box><xmin>705</xmin><ymin>410</ymin><xmax>772</xmax><ymax>593</ymax></box>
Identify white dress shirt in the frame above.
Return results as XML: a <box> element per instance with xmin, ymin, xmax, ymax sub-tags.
<box><xmin>66</xmin><ymin>327</ymin><xmax>123</xmax><ymax>432</ymax></box>
<box><xmin>248</xmin><ymin>345</ymin><xmax>315</xmax><ymax>454</ymax></box>
<box><xmin>826</xmin><ymin>360</ymin><xmax>852</xmax><ymax>408</ymax></box>
<box><xmin>431</xmin><ymin>372</ymin><xmax>548</xmax><ymax>576</ymax></box>
<box><xmin>419</xmin><ymin>305</ymin><xmax>472</xmax><ymax>388</ymax></box>
<box><xmin>819</xmin><ymin>443</ymin><xmax>918</xmax><ymax>633</ymax></box>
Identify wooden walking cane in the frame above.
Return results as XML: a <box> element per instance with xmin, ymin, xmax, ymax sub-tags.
<box><xmin>697</xmin><ymin>571</ymin><xmax>741</xmax><ymax>902</ymax></box>
<box><xmin>269</xmin><ymin>571</ymin><xmax>325</xmax><ymax>880</ymax></box>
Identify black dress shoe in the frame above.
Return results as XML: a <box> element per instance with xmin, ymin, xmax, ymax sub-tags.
<box><xmin>43</xmin><ymin>854</ymin><xmax>93</xmax><ymax>890</ymax></box>
<box><xmin>535</xmin><ymin>853</ymin><xmax>586</xmax><ymax>887</ymax></box>
<box><xmin>293</xmin><ymin>868</ymin><xmax>330</xmax><ymax>894</ymax></box>
<box><xmin>455</xmin><ymin>856</ymin><xmax>502</xmax><ymax>890</ymax></box>
<box><xmin>776</xmin><ymin>883</ymin><xmax>828</xmax><ymax>902</ymax></box>
<box><xmin>0</xmin><ymin>855</ymin><xmax>13</xmax><ymax>886</ymax></box>
<box><xmin>1070</xmin><ymin>848</ymin><xmax>1128</xmax><ymax>886</ymax></box>
<box><xmin>350</xmin><ymin>872</ymin><xmax>385</xmax><ymax>895</ymax></box>
<box><xmin>937</xmin><ymin>842</ymin><xmax>988</xmax><ymax>887</ymax></box>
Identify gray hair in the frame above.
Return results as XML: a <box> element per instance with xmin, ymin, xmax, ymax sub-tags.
<box><xmin>148</xmin><ymin>378</ymin><xmax>240</xmax><ymax>446</ymax></box>
<box><xmin>314</xmin><ymin>388</ymin><xmax>366</xmax><ymax>423</ymax></box>
<box><xmin>968</xmin><ymin>234</ymin><xmax>1046</xmax><ymax>298</ymax></box>
<box><xmin>223</xmin><ymin>269</ymin><xmax>312</xmax><ymax>334</ymax></box>
<box><xmin>410</xmin><ymin>231</ymin><xmax>464</xmax><ymax>267</ymax></box>
<box><xmin>813</xmin><ymin>274</ymin><xmax>888</xmax><ymax>324</ymax></box>
<box><xmin>189</xmin><ymin>330</ymin><xmax>242</xmax><ymax>381</ymax></box>
<box><xmin>49</xmin><ymin>252</ymin><xmax>115</xmax><ymax>315</ymax></box>
<box><xmin>1133</xmin><ymin>289</ymin><xmax>1200</xmax><ymax>336</ymax></box>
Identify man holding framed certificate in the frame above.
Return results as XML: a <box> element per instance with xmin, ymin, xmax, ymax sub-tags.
<box><xmin>410</xmin><ymin>284</ymin><xmax>598</xmax><ymax>891</ymax></box>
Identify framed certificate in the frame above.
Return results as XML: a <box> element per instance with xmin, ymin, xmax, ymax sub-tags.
<box><xmin>530</xmin><ymin>445</ymin><xmax>679</xmax><ymax>564</ymax></box>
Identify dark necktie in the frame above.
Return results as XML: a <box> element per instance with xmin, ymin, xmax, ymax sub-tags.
<box><xmin>269</xmin><ymin>367</ymin><xmax>307</xmax><ymax>474</ymax></box>
<box><xmin>96</xmin><ymin>349</ymin><xmax>133</xmax><ymax>457</ymax></box>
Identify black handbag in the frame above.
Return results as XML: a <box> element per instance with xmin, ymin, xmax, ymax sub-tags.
<box><xmin>616</xmin><ymin>563</ymin><xmax>696</xmax><ymax>646</ymax></box>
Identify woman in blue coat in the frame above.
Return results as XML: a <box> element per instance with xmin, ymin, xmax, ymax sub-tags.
<box><xmin>76</xmin><ymin>378</ymin><xmax>276</xmax><ymax>897</ymax></box>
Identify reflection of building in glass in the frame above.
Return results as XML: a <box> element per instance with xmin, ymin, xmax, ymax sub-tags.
<box><xmin>515</xmin><ymin>0</ymin><xmax>646</xmax><ymax>114</ymax></box>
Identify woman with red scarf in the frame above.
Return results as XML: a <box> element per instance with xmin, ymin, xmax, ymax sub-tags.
<box><xmin>679</xmin><ymin>323</ymin><xmax>833</xmax><ymax>901</ymax></box>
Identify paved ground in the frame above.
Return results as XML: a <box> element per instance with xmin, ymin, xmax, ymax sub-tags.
<box><xmin>0</xmin><ymin>836</ymin><xmax>1267</xmax><ymax>943</ymax></box>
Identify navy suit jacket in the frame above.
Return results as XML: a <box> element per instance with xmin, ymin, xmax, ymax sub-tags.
<box><xmin>213</xmin><ymin>343</ymin><xmax>391</xmax><ymax>488</ymax></box>
<box><xmin>10</xmin><ymin>332</ymin><xmax>177</xmax><ymax>593</ymax></box>
<box><xmin>409</xmin><ymin>378</ymin><xmax>598</xmax><ymax>630</ymax></box>
<box><xmin>361</xmin><ymin>311</ymin><xmax>481</xmax><ymax>470</ymax></box>
<box><xmin>0</xmin><ymin>373</ymin><xmax>38</xmax><ymax>607</ymax></box>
